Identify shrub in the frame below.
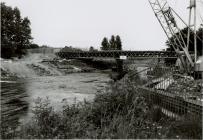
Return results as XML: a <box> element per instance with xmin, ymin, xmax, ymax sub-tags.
<box><xmin>167</xmin><ymin>114</ymin><xmax>202</xmax><ymax>139</ymax></box>
<box><xmin>150</xmin><ymin>106</ymin><xmax>163</xmax><ymax>122</ymax></box>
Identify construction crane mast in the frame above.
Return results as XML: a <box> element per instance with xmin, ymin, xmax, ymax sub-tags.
<box><xmin>148</xmin><ymin>0</ymin><xmax>195</xmax><ymax>71</ymax></box>
<box><xmin>187</xmin><ymin>0</ymin><xmax>197</xmax><ymax>63</ymax></box>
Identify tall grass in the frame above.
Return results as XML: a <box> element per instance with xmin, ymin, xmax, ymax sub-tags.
<box><xmin>1</xmin><ymin>73</ymin><xmax>202</xmax><ymax>139</ymax></box>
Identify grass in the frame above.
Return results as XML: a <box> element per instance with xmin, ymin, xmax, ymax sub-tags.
<box><xmin>1</xmin><ymin>73</ymin><xmax>202</xmax><ymax>139</ymax></box>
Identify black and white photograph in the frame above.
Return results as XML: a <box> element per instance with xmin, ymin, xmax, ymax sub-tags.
<box><xmin>1</xmin><ymin>0</ymin><xmax>203</xmax><ymax>139</ymax></box>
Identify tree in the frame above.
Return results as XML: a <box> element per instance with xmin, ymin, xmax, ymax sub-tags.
<box><xmin>1</xmin><ymin>2</ymin><xmax>32</xmax><ymax>58</ymax></box>
<box><xmin>41</xmin><ymin>45</ymin><xmax>49</xmax><ymax>48</ymax></box>
<box><xmin>166</xmin><ymin>27</ymin><xmax>203</xmax><ymax>56</ymax></box>
<box><xmin>115</xmin><ymin>35</ymin><xmax>122</xmax><ymax>50</ymax></box>
<box><xmin>89</xmin><ymin>46</ymin><xmax>94</xmax><ymax>52</ymax></box>
<box><xmin>101</xmin><ymin>35</ymin><xmax>123</xmax><ymax>51</ymax></box>
<box><xmin>29</xmin><ymin>43</ymin><xmax>40</xmax><ymax>49</ymax></box>
<box><xmin>109</xmin><ymin>35</ymin><xmax>116</xmax><ymax>50</ymax></box>
<box><xmin>101</xmin><ymin>37</ymin><xmax>109</xmax><ymax>50</ymax></box>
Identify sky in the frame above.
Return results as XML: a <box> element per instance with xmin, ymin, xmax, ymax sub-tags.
<box><xmin>2</xmin><ymin>0</ymin><xmax>203</xmax><ymax>50</ymax></box>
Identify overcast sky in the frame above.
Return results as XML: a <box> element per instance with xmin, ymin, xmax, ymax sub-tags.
<box><xmin>2</xmin><ymin>0</ymin><xmax>203</xmax><ymax>50</ymax></box>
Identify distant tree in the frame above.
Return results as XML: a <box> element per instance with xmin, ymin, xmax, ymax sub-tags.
<box><xmin>1</xmin><ymin>2</ymin><xmax>32</xmax><ymax>58</ymax></box>
<box><xmin>109</xmin><ymin>35</ymin><xmax>116</xmax><ymax>50</ymax></box>
<box><xmin>115</xmin><ymin>35</ymin><xmax>122</xmax><ymax>50</ymax></box>
<box><xmin>101</xmin><ymin>37</ymin><xmax>109</xmax><ymax>50</ymax></box>
<box><xmin>60</xmin><ymin>46</ymin><xmax>82</xmax><ymax>52</ymax></box>
<box><xmin>166</xmin><ymin>27</ymin><xmax>203</xmax><ymax>56</ymax></box>
<box><xmin>101</xmin><ymin>35</ymin><xmax>123</xmax><ymax>51</ymax></box>
<box><xmin>41</xmin><ymin>45</ymin><xmax>49</xmax><ymax>48</ymax></box>
<box><xmin>29</xmin><ymin>43</ymin><xmax>39</xmax><ymax>49</ymax></box>
<box><xmin>89</xmin><ymin>46</ymin><xmax>94</xmax><ymax>52</ymax></box>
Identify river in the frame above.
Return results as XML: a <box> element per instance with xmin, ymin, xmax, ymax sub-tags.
<box><xmin>1</xmin><ymin>55</ymin><xmax>150</xmax><ymax>132</ymax></box>
<box><xmin>1</xmin><ymin>56</ymin><xmax>111</xmax><ymax>131</ymax></box>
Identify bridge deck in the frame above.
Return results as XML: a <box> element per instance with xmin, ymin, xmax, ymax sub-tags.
<box><xmin>57</xmin><ymin>51</ymin><xmax>178</xmax><ymax>59</ymax></box>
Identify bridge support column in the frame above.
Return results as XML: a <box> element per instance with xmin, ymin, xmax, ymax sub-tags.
<box><xmin>114</xmin><ymin>58</ymin><xmax>127</xmax><ymax>80</ymax></box>
<box><xmin>116</xmin><ymin>58</ymin><xmax>123</xmax><ymax>73</ymax></box>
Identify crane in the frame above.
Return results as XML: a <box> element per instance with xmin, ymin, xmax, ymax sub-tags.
<box><xmin>148</xmin><ymin>0</ymin><xmax>197</xmax><ymax>72</ymax></box>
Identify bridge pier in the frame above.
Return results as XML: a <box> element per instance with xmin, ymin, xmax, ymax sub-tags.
<box><xmin>116</xmin><ymin>58</ymin><xmax>123</xmax><ymax>73</ymax></box>
<box><xmin>113</xmin><ymin>58</ymin><xmax>127</xmax><ymax>80</ymax></box>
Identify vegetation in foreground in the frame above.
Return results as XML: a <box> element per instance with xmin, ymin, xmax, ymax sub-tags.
<box><xmin>1</xmin><ymin>73</ymin><xmax>202</xmax><ymax>139</ymax></box>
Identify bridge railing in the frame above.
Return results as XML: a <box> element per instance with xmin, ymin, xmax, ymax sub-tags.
<box><xmin>56</xmin><ymin>51</ymin><xmax>178</xmax><ymax>59</ymax></box>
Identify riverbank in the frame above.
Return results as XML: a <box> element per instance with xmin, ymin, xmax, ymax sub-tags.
<box><xmin>1</xmin><ymin>70</ymin><xmax>202</xmax><ymax>139</ymax></box>
<box><xmin>1</xmin><ymin>55</ymin><xmax>97</xmax><ymax>78</ymax></box>
<box><xmin>1</xmin><ymin>54</ymin><xmax>123</xmax><ymax>85</ymax></box>
<box><xmin>1</xmin><ymin>53</ymin><xmax>121</xmax><ymax>79</ymax></box>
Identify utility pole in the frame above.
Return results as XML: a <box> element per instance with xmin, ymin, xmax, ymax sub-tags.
<box><xmin>194</xmin><ymin>0</ymin><xmax>197</xmax><ymax>63</ymax></box>
<box><xmin>187</xmin><ymin>0</ymin><xmax>197</xmax><ymax>63</ymax></box>
<box><xmin>187</xmin><ymin>1</ymin><xmax>192</xmax><ymax>49</ymax></box>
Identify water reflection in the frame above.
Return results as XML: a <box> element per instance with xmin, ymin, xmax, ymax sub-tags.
<box><xmin>1</xmin><ymin>78</ymin><xmax>29</xmax><ymax>131</ymax></box>
<box><xmin>1</xmin><ymin>72</ymin><xmax>110</xmax><ymax>132</ymax></box>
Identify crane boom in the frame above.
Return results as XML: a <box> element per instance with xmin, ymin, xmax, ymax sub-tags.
<box><xmin>148</xmin><ymin>0</ymin><xmax>194</xmax><ymax>69</ymax></box>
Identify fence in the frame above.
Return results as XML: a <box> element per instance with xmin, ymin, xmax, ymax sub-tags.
<box><xmin>135</xmin><ymin>64</ymin><xmax>203</xmax><ymax>118</ymax></box>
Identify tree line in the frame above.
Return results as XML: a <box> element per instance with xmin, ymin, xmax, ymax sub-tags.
<box><xmin>101</xmin><ymin>35</ymin><xmax>122</xmax><ymax>51</ymax></box>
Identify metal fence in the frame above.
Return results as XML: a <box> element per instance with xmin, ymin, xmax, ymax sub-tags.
<box><xmin>56</xmin><ymin>51</ymin><xmax>178</xmax><ymax>59</ymax></box>
<box><xmin>135</xmin><ymin>64</ymin><xmax>203</xmax><ymax>118</ymax></box>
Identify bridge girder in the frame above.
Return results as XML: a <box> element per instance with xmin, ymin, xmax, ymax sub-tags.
<box><xmin>56</xmin><ymin>51</ymin><xmax>178</xmax><ymax>59</ymax></box>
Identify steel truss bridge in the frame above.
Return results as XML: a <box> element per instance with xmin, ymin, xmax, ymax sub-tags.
<box><xmin>56</xmin><ymin>51</ymin><xmax>178</xmax><ymax>59</ymax></box>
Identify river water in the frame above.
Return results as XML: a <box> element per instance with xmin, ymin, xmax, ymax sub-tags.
<box><xmin>1</xmin><ymin>73</ymin><xmax>110</xmax><ymax>130</ymax></box>
<box><xmin>1</xmin><ymin>56</ymin><xmax>110</xmax><ymax>130</ymax></box>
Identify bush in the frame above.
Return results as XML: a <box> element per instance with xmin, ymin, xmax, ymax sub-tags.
<box><xmin>150</xmin><ymin>106</ymin><xmax>163</xmax><ymax>122</ymax></box>
<box><xmin>167</xmin><ymin>114</ymin><xmax>202</xmax><ymax>139</ymax></box>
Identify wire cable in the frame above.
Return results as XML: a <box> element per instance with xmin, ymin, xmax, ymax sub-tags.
<box><xmin>197</xmin><ymin>9</ymin><xmax>203</xmax><ymax>24</ymax></box>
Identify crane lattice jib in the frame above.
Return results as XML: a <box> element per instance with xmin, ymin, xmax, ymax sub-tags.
<box><xmin>148</xmin><ymin>0</ymin><xmax>194</xmax><ymax>67</ymax></box>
